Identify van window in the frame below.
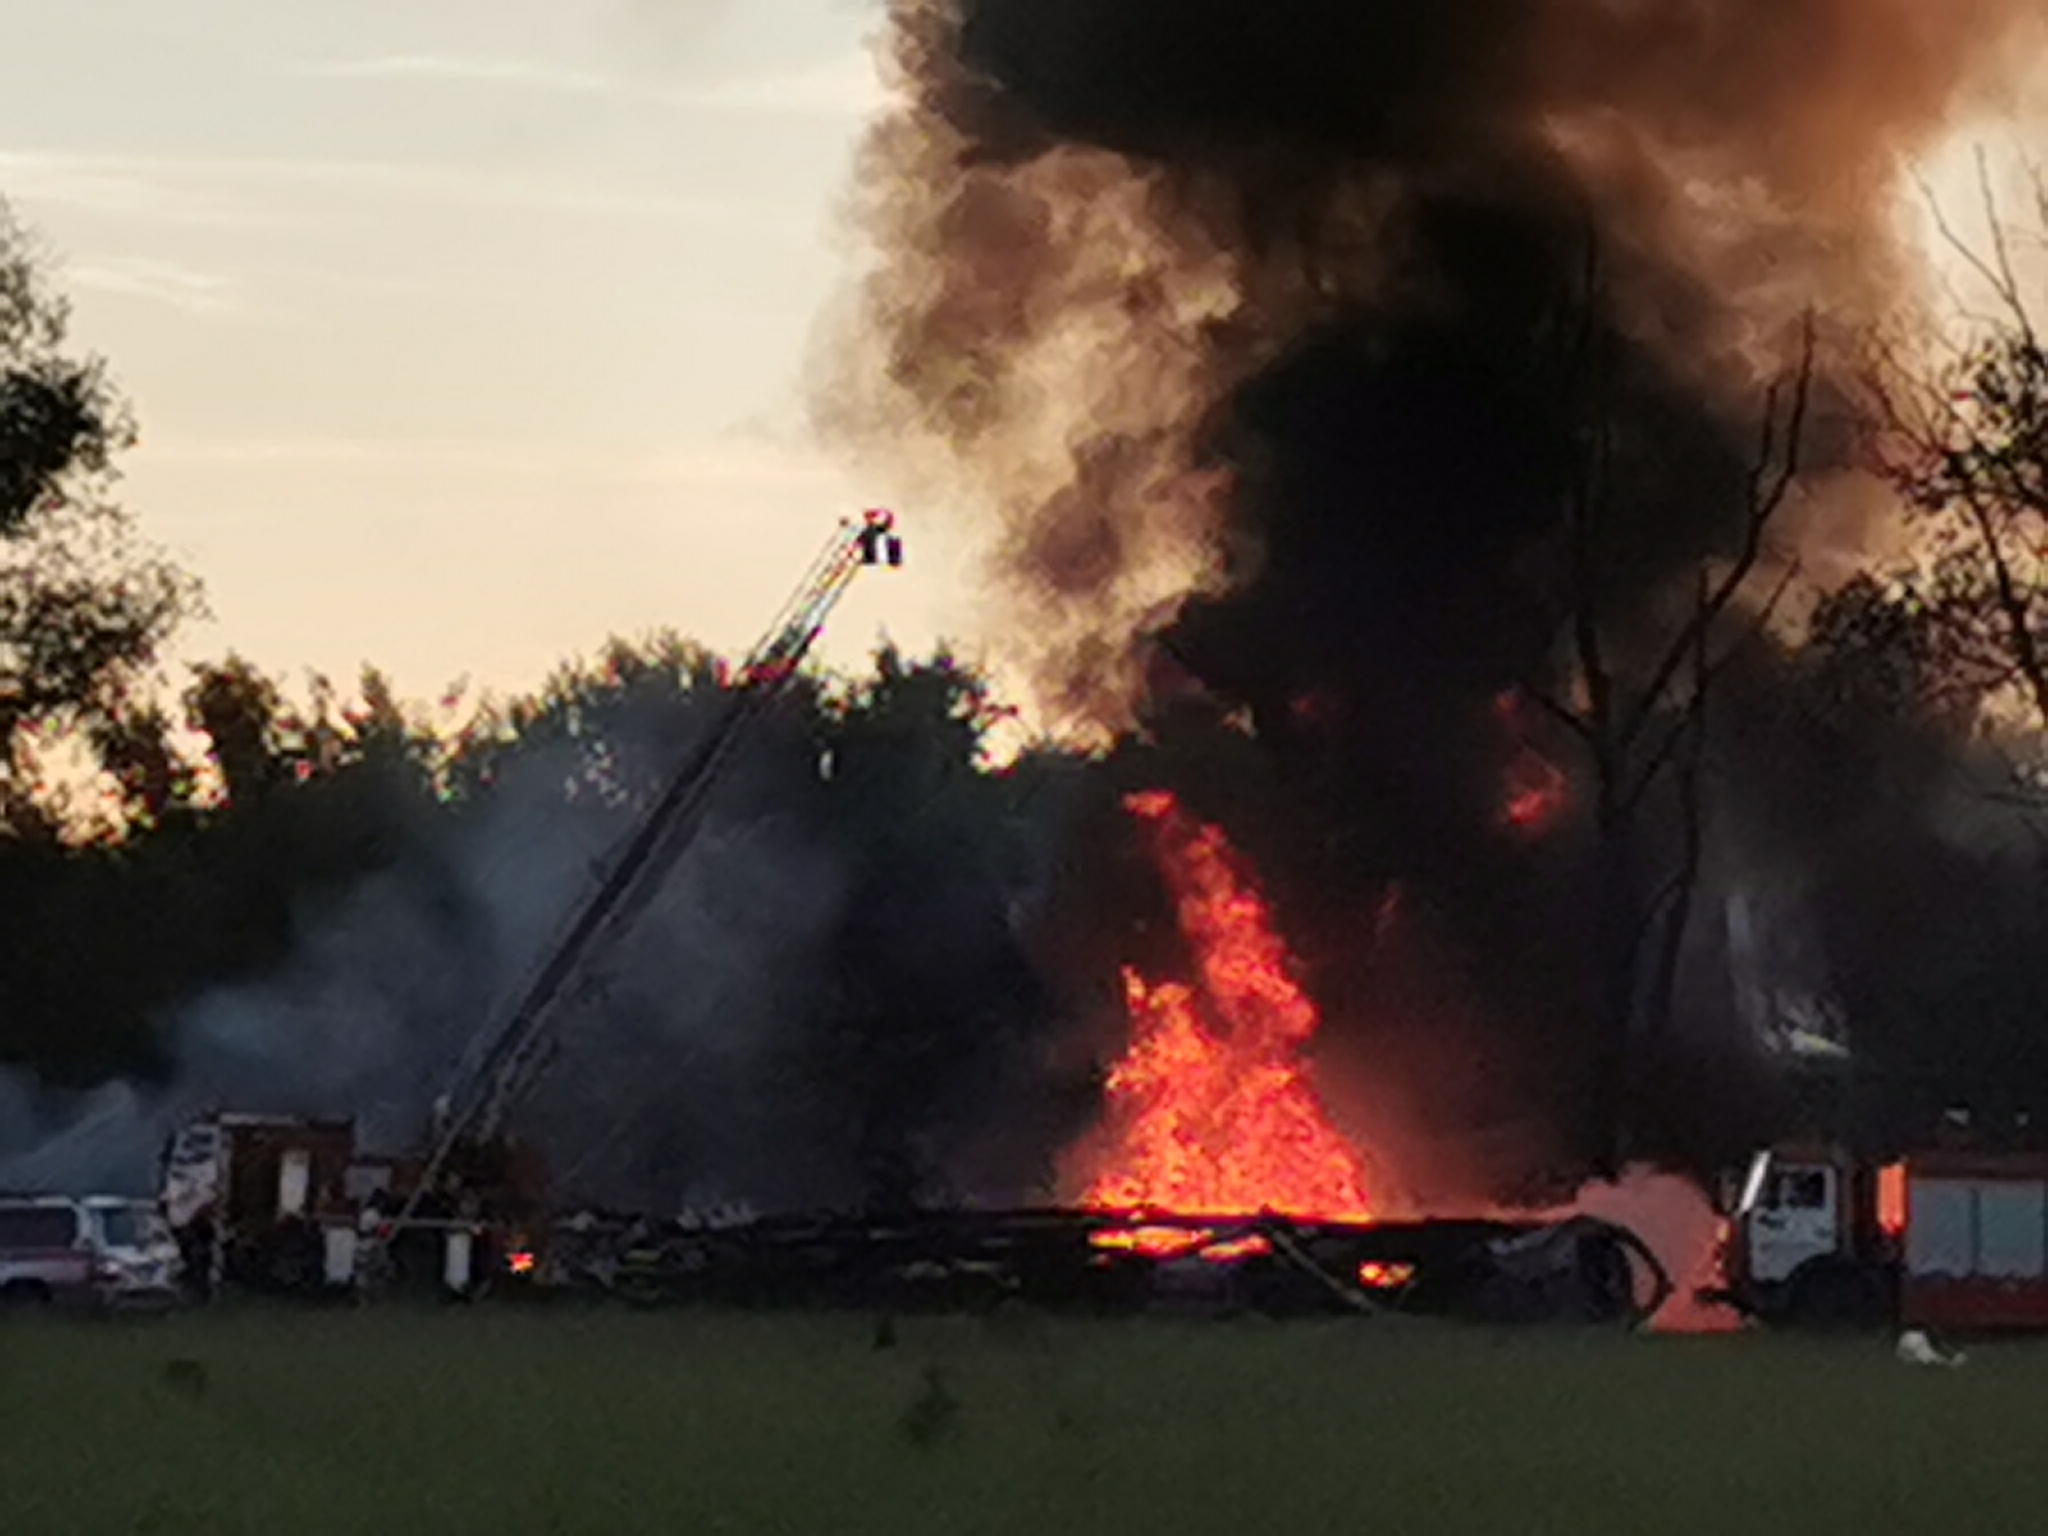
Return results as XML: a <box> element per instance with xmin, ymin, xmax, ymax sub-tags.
<box><xmin>0</xmin><ymin>1205</ymin><xmax>80</xmax><ymax>1248</ymax></box>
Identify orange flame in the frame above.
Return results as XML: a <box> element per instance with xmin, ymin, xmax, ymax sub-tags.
<box><xmin>1357</xmin><ymin>1260</ymin><xmax>1415</xmax><ymax>1289</ymax></box>
<box><xmin>1087</xmin><ymin>1228</ymin><xmax>1274</xmax><ymax>1262</ymax></box>
<box><xmin>1077</xmin><ymin>790</ymin><xmax>1375</xmax><ymax>1226</ymax></box>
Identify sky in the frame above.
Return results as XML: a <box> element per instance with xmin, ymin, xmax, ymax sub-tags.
<box><xmin>0</xmin><ymin>0</ymin><xmax>2034</xmax><ymax>725</ymax></box>
<box><xmin>0</xmin><ymin>0</ymin><xmax>971</xmax><ymax>708</ymax></box>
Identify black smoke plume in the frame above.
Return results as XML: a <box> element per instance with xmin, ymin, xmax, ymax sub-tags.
<box><xmin>827</xmin><ymin>0</ymin><xmax>2047</xmax><ymax>1197</ymax></box>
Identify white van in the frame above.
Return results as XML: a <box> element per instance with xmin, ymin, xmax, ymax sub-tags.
<box><xmin>0</xmin><ymin>1195</ymin><xmax>183</xmax><ymax>1308</ymax></box>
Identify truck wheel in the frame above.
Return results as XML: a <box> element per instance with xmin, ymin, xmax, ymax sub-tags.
<box><xmin>0</xmin><ymin>1280</ymin><xmax>53</xmax><ymax>1307</ymax></box>
<box><xmin>1787</xmin><ymin>1260</ymin><xmax>1891</xmax><ymax>1331</ymax></box>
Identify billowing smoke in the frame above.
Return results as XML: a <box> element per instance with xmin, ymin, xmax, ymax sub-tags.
<box><xmin>833</xmin><ymin>0</ymin><xmax>2039</xmax><ymax>730</ymax></box>
<box><xmin>824</xmin><ymin>0</ymin><xmax>2048</xmax><ymax>1192</ymax></box>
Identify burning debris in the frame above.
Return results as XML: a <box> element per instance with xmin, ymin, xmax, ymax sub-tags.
<box><xmin>1069</xmin><ymin>789</ymin><xmax>1374</xmax><ymax>1222</ymax></box>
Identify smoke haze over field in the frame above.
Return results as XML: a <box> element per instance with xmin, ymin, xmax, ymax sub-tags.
<box><xmin>0</xmin><ymin>643</ymin><xmax>1086</xmax><ymax>1213</ymax></box>
<box><xmin>0</xmin><ymin>708</ymin><xmax>838</xmax><ymax>1206</ymax></box>
<box><xmin>0</xmin><ymin>681</ymin><xmax>1071</xmax><ymax>1214</ymax></box>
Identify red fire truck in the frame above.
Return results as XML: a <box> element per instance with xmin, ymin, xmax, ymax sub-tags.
<box><xmin>161</xmin><ymin>1112</ymin><xmax>546</xmax><ymax>1299</ymax></box>
<box><xmin>1712</xmin><ymin>1142</ymin><xmax>2048</xmax><ymax>1331</ymax></box>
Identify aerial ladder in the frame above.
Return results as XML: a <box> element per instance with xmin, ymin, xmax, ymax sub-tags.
<box><xmin>385</xmin><ymin>509</ymin><xmax>903</xmax><ymax>1245</ymax></box>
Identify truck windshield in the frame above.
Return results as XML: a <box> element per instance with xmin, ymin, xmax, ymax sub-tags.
<box><xmin>94</xmin><ymin>1206</ymin><xmax>143</xmax><ymax>1247</ymax></box>
<box><xmin>1766</xmin><ymin>1170</ymin><xmax>1830</xmax><ymax>1210</ymax></box>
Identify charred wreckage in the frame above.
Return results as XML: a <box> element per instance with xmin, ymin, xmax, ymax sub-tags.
<box><xmin>156</xmin><ymin>1110</ymin><xmax>1671</xmax><ymax>1327</ymax></box>
<box><xmin>140</xmin><ymin>509</ymin><xmax>1670</xmax><ymax>1331</ymax></box>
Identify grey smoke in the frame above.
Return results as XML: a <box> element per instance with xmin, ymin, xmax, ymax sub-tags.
<box><xmin>0</xmin><ymin>697</ymin><xmax>858</xmax><ymax>1211</ymax></box>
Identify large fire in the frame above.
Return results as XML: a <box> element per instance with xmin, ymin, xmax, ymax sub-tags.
<box><xmin>1075</xmin><ymin>789</ymin><xmax>1376</xmax><ymax>1225</ymax></box>
<box><xmin>1068</xmin><ymin>788</ymin><xmax>1731</xmax><ymax>1332</ymax></box>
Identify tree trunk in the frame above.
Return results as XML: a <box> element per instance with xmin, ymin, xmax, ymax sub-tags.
<box><xmin>1585</xmin><ymin>799</ymin><xmax>1640</xmax><ymax>1179</ymax></box>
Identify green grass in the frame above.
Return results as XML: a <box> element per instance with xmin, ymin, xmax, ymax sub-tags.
<box><xmin>0</xmin><ymin>1305</ymin><xmax>2040</xmax><ymax>1535</ymax></box>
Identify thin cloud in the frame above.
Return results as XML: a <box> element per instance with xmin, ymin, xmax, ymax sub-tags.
<box><xmin>294</xmin><ymin>55</ymin><xmax>616</xmax><ymax>95</ymax></box>
<box><xmin>0</xmin><ymin>149</ymin><xmax>795</xmax><ymax>233</ymax></box>
<box><xmin>293</xmin><ymin>49</ymin><xmax>890</xmax><ymax>120</ymax></box>
<box><xmin>668</xmin><ymin>53</ymin><xmax>889</xmax><ymax>119</ymax></box>
<box><xmin>0</xmin><ymin>152</ymin><xmax>263</xmax><ymax>228</ymax></box>
<box><xmin>235</xmin><ymin>260</ymin><xmax>818</xmax><ymax>327</ymax></box>
<box><xmin>135</xmin><ymin>432</ymin><xmax>853</xmax><ymax>492</ymax></box>
<box><xmin>65</xmin><ymin>257</ymin><xmax>237</xmax><ymax>315</ymax></box>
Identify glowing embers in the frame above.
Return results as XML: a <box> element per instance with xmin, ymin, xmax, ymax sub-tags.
<box><xmin>1077</xmin><ymin>789</ymin><xmax>1374</xmax><ymax>1224</ymax></box>
<box><xmin>1088</xmin><ymin>1227</ymin><xmax>1274</xmax><ymax>1262</ymax></box>
<box><xmin>1356</xmin><ymin>1260</ymin><xmax>1415</xmax><ymax>1290</ymax></box>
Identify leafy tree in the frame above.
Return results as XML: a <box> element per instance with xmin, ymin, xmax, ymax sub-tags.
<box><xmin>791</xmin><ymin>646</ymin><xmax>1065</xmax><ymax>1205</ymax></box>
<box><xmin>0</xmin><ymin>204</ymin><xmax>121</xmax><ymax>537</ymax></box>
<box><xmin>441</xmin><ymin>631</ymin><xmax>729</xmax><ymax>809</ymax></box>
<box><xmin>0</xmin><ymin>198</ymin><xmax>199</xmax><ymax>831</ymax></box>
<box><xmin>0</xmin><ymin>647</ymin><xmax>459</xmax><ymax>1084</ymax></box>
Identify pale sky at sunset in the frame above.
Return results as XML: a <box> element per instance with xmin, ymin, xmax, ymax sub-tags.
<box><xmin>0</xmin><ymin>0</ymin><xmax>970</xmax><ymax>706</ymax></box>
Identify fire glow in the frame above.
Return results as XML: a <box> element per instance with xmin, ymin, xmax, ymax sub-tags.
<box><xmin>1495</xmin><ymin>691</ymin><xmax>1569</xmax><ymax>836</ymax></box>
<box><xmin>1077</xmin><ymin>789</ymin><xmax>1375</xmax><ymax>1243</ymax></box>
<box><xmin>1357</xmin><ymin>1260</ymin><xmax>1415</xmax><ymax>1290</ymax></box>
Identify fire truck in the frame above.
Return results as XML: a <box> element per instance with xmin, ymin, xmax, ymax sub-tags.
<box><xmin>160</xmin><ymin>1112</ymin><xmax>549</xmax><ymax>1297</ymax></box>
<box><xmin>1710</xmin><ymin>1142</ymin><xmax>2048</xmax><ymax>1331</ymax></box>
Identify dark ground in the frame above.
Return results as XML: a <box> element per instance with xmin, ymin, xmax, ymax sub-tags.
<box><xmin>0</xmin><ymin>1306</ymin><xmax>2035</xmax><ymax>1534</ymax></box>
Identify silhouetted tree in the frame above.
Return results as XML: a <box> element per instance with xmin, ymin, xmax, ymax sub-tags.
<box><xmin>1860</xmin><ymin>154</ymin><xmax>2048</xmax><ymax>741</ymax></box>
<box><xmin>0</xmin><ymin>198</ymin><xmax>199</xmax><ymax>832</ymax></box>
<box><xmin>795</xmin><ymin>646</ymin><xmax>1067</xmax><ymax>1205</ymax></box>
<box><xmin>1528</xmin><ymin>295</ymin><xmax>1816</xmax><ymax>1174</ymax></box>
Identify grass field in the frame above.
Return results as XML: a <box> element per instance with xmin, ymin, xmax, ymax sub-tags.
<box><xmin>0</xmin><ymin>1305</ymin><xmax>2041</xmax><ymax>1535</ymax></box>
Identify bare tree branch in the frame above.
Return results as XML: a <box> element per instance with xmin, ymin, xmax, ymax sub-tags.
<box><xmin>1620</xmin><ymin>557</ymin><xmax>1799</xmax><ymax>820</ymax></box>
<box><xmin>1521</xmin><ymin>681</ymin><xmax>1595</xmax><ymax>744</ymax></box>
<box><xmin>1524</xmin><ymin>245</ymin><xmax>1818</xmax><ymax>1164</ymax></box>
<box><xmin>1621</xmin><ymin>314</ymin><xmax>1815</xmax><ymax>756</ymax></box>
<box><xmin>1861</xmin><ymin>157</ymin><xmax>2048</xmax><ymax>737</ymax></box>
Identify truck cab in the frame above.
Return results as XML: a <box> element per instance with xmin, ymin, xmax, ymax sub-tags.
<box><xmin>1713</xmin><ymin>1146</ymin><xmax>1897</xmax><ymax>1328</ymax></box>
<box><xmin>1734</xmin><ymin>1152</ymin><xmax>1845</xmax><ymax>1285</ymax></box>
